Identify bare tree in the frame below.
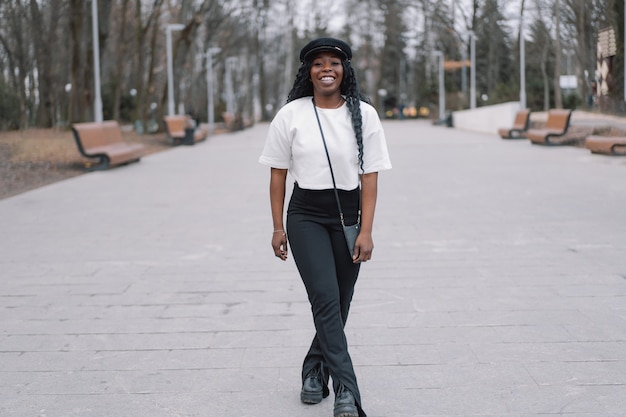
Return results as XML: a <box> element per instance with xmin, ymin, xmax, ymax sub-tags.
<box><xmin>109</xmin><ymin>0</ymin><xmax>131</xmax><ymax>122</ymax></box>
<box><xmin>2</xmin><ymin>0</ymin><xmax>625</xmax><ymax>131</ymax></box>
<box><xmin>473</xmin><ymin>0</ymin><xmax>514</xmax><ymax>104</ymax></box>
<box><xmin>131</xmin><ymin>0</ymin><xmax>163</xmax><ymax>131</ymax></box>
<box><xmin>553</xmin><ymin>0</ymin><xmax>563</xmax><ymax>108</ymax></box>
<box><xmin>0</xmin><ymin>1</ymin><xmax>33</xmax><ymax>128</ymax></box>
<box><xmin>523</xmin><ymin>0</ymin><xmax>553</xmax><ymax>110</ymax></box>
<box><xmin>29</xmin><ymin>0</ymin><xmax>62</xmax><ymax>127</ymax></box>
<box><xmin>379</xmin><ymin>0</ymin><xmax>408</xmax><ymax>110</ymax></box>
<box><xmin>68</xmin><ymin>0</ymin><xmax>87</xmax><ymax>123</ymax></box>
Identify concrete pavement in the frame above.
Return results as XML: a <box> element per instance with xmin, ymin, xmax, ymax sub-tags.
<box><xmin>1</xmin><ymin>120</ymin><xmax>625</xmax><ymax>417</ymax></box>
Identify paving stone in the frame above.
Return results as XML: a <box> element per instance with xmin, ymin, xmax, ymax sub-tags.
<box><xmin>1</xmin><ymin>120</ymin><xmax>625</xmax><ymax>416</ymax></box>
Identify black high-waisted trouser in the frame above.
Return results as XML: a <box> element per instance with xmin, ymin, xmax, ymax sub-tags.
<box><xmin>287</xmin><ymin>183</ymin><xmax>366</xmax><ymax>417</ymax></box>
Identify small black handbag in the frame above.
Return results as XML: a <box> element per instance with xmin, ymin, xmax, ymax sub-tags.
<box><xmin>312</xmin><ymin>98</ymin><xmax>361</xmax><ymax>256</ymax></box>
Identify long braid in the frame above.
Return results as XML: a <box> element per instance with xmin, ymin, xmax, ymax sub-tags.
<box><xmin>287</xmin><ymin>63</ymin><xmax>313</xmax><ymax>102</ymax></box>
<box><xmin>341</xmin><ymin>63</ymin><xmax>369</xmax><ymax>174</ymax></box>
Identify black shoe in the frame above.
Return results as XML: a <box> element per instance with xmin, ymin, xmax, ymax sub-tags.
<box><xmin>333</xmin><ymin>385</ymin><xmax>358</xmax><ymax>417</ymax></box>
<box><xmin>300</xmin><ymin>368</ymin><xmax>323</xmax><ymax>404</ymax></box>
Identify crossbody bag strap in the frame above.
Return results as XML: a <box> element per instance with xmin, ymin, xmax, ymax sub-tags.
<box><xmin>312</xmin><ymin>98</ymin><xmax>361</xmax><ymax>227</ymax></box>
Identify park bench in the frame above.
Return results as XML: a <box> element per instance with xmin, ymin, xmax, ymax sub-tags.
<box><xmin>163</xmin><ymin>115</ymin><xmax>208</xmax><ymax>145</ymax></box>
<box><xmin>585</xmin><ymin>135</ymin><xmax>626</xmax><ymax>156</ymax></box>
<box><xmin>526</xmin><ymin>109</ymin><xmax>573</xmax><ymax>145</ymax></box>
<box><xmin>498</xmin><ymin>109</ymin><xmax>531</xmax><ymax>139</ymax></box>
<box><xmin>71</xmin><ymin>120</ymin><xmax>145</xmax><ymax>170</ymax></box>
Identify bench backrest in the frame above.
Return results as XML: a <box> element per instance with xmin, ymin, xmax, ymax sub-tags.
<box><xmin>72</xmin><ymin>121</ymin><xmax>124</xmax><ymax>150</ymax></box>
<box><xmin>512</xmin><ymin>109</ymin><xmax>531</xmax><ymax>130</ymax></box>
<box><xmin>545</xmin><ymin>109</ymin><xmax>572</xmax><ymax>131</ymax></box>
<box><xmin>164</xmin><ymin>115</ymin><xmax>191</xmax><ymax>134</ymax></box>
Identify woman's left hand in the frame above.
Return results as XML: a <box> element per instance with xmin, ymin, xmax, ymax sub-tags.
<box><xmin>272</xmin><ymin>231</ymin><xmax>288</xmax><ymax>261</ymax></box>
<box><xmin>352</xmin><ymin>232</ymin><xmax>373</xmax><ymax>263</ymax></box>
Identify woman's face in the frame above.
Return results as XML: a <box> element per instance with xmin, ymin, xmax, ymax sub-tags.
<box><xmin>309</xmin><ymin>52</ymin><xmax>344</xmax><ymax>96</ymax></box>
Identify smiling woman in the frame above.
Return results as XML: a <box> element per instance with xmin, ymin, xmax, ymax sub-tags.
<box><xmin>258</xmin><ymin>38</ymin><xmax>392</xmax><ymax>417</ymax></box>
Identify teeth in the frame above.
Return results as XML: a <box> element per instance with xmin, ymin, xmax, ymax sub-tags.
<box><xmin>321</xmin><ymin>76</ymin><xmax>334</xmax><ymax>81</ymax></box>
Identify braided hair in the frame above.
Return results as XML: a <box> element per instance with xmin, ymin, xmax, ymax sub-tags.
<box><xmin>287</xmin><ymin>59</ymin><xmax>370</xmax><ymax>174</ymax></box>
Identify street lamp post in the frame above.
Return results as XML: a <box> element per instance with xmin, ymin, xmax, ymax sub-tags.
<box><xmin>206</xmin><ymin>47</ymin><xmax>221</xmax><ymax>133</ymax></box>
<box><xmin>433</xmin><ymin>50</ymin><xmax>445</xmax><ymax>122</ymax></box>
<box><xmin>566</xmin><ymin>49</ymin><xmax>573</xmax><ymax>77</ymax></box>
<box><xmin>90</xmin><ymin>0</ymin><xmax>103</xmax><ymax>122</ymax></box>
<box><xmin>225</xmin><ymin>57</ymin><xmax>238</xmax><ymax>117</ymax></box>
<box><xmin>166</xmin><ymin>23</ymin><xmax>185</xmax><ymax>116</ymax></box>
<box><xmin>461</xmin><ymin>42</ymin><xmax>467</xmax><ymax>96</ymax></box>
<box><xmin>469</xmin><ymin>31</ymin><xmax>476</xmax><ymax>109</ymax></box>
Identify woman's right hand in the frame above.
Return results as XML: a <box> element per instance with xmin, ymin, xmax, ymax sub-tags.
<box><xmin>269</xmin><ymin>168</ymin><xmax>289</xmax><ymax>261</ymax></box>
<box><xmin>272</xmin><ymin>231</ymin><xmax>288</xmax><ymax>261</ymax></box>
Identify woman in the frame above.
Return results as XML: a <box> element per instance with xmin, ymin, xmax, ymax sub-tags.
<box><xmin>258</xmin><ymin>37</ymin><xmax>391</xmax><ymax>417</ymax></box>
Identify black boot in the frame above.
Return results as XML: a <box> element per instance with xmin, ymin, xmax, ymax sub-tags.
<box><xmin>333</xmin><ymin>384</ymin><xmax>358</xmax><ymax>417</ymax></box>
<box><xmin>300</xmin><ymin>367</ymin><xmax>324</xmax><ymax>404</ymax></box>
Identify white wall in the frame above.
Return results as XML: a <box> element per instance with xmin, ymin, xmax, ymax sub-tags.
<box><xmin>452</xmin><ymin>102</ymin><xmax>522</xmax><ymax>134</ymax></box>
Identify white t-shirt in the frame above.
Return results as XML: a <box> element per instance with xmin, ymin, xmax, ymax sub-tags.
<box><xmin>259</xmin><ymin>97</ymin><xmax>392</xmax><ymax>190</ymax></box>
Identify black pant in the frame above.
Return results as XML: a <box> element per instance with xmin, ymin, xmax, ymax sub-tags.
<box><xmin>287</xmin><ymin>183</ymin><xmax>366</xmax><ymax>416</ymax></box>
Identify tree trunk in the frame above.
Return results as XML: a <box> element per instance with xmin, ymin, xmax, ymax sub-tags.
<box><xmin>69</xmin><ymin>0</ymin><xmax>85</xmax><ymax>123</ymax></box>
<box><xmin>133</xmin><ymin>0</ymin><xmax>163</xmax><ymax>132</ymax></box>
<box><xmin>281</xmin><ymin>0</ymin><xmax>295</xmax><ymax>102</ymax></box>
<box><xmin>553</xmin><ymin>0</ymin><xmax>563</xmax><ymax>109</ymax></box>
<box><xmin>112</xmin><ymin>0</ymin><xmax>130</xmax><ymax>122</ymax></box>
<box><xmin>518</xmin><ymin>0</ymin><xmax>526</xmax><ymax>102</ymax></box>
<box><xmin>541</xmin><ymin>40</ymin><xmax>550</xmax><ymax>111</ymax></box>
<box><xmin>255</xmin><ymin>0</ymin><xmax>269</xmax><ymax>120</ymax></box>
<box><xmin>30</xmin><ymin>0</ymin><xmax>55</xmax><ymax>127</ymax></box>
<box><xmin>2</xmin><ymin>2</ymin><xmax>30</xmax><ymax>128</ymax></box>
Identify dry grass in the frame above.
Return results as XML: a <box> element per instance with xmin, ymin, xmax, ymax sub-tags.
<box><xmin>0</xmin><ymin>127</ymin><xmax>171</xmax><ymax>200</ymax></box>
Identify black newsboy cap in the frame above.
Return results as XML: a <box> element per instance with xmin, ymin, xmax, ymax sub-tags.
<box><xmin>299</xmin><ymin>37</ymin><xmax>352</xmax><ymax>62</ymax></box>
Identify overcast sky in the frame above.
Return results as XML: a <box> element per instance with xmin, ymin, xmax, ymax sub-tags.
<box><xmin>320</xmin><ymin>0</ymin><xmax>526</xmax><ymax>36</ymax></box>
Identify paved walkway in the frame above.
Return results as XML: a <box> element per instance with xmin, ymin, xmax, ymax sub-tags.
<box><xmin>1</xmin><ymin>120</ymin><xmax>625</xmax><ymax>417</ymax></box>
